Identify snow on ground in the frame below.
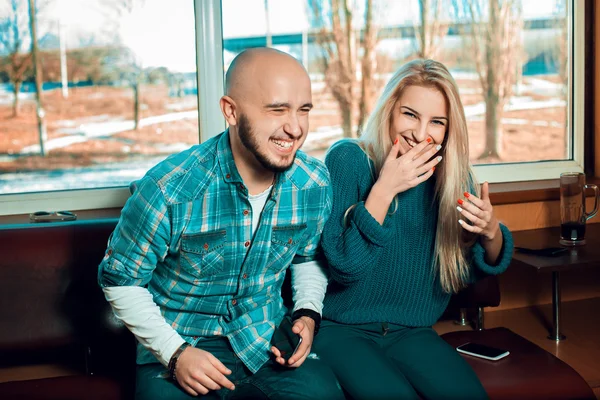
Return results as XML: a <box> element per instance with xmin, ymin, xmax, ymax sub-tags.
<box><xmin>0</xmin><ymin>77</ymin><xmax>566</xmax><ymax>194</ymax></box>
<box><xmin>0</xmin><ymin>156</ymin><xmax>168</xmax><ymax>194</ymax></box>
<box><xmin>20</xmin><ymin>110</ymin><xmax>198</xmax><ymax>154</ymax></box>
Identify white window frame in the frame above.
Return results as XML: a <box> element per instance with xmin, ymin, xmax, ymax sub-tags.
<box><xmin>0</xmin><ymin>0</ymin><xmax>226</xmax><ymax>216</ymax></box>
<box><xmin>0</xmin><ymin>0</ymin><xmax>586</xmax><ymax>216</ymax></box>
<box><xmin>474</xmin><ymin>0</ymin><xmax>583</xmax><ymax>183</ymax></box>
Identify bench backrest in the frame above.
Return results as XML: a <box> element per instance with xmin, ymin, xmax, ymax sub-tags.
<box><xmin>0</xmin><ymin>220</ymin><xmax>135</xmax><ymax>385</ymax></box>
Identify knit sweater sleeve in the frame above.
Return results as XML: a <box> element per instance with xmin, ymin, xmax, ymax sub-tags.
<box><xmin>470</xmin><ymin>223</ymin><xmax>514</xmax><ymax>276</ymax></box>
<box><xmin>321</xmin><ymin>141</ymin><xmax>394</xmax><ymax>285</ymax></box>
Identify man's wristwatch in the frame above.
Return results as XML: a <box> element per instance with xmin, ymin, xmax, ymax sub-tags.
<box><xmin>168</xmin><ymin>342</ymin><xmax>190</xmax><ymax>380</ymax></box>
<box><xmin>292</xmin><ymin>308</ymin><xmax>322</xmax><ymax>336</ymax></box>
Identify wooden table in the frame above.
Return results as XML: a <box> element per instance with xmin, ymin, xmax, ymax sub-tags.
<box><xmin>511</xmin><ymin>223</ymin><xmax>600</xmax><ymax>341</ymax></box>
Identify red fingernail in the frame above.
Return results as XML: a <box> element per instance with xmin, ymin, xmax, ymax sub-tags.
<box><xmin>457</xmin><ymin>199</ymin><xmax>464</xmax><ymax>205</ymax></box>
<box><xmin>394</xmin><ymin>138</ymin><xmax>398</xmax><ymax>145</ymax></box>
<box><xmin>432</xmin><ymin>167</ymin><xmax>436</xmax><ymax>172</ymax></box>
<box><xmin>464</xmin><ymin>192</ymin><xmax>470</xmax><ymax>198</ymax></box>
<box><xmin>426</xmin><ymin>138</ymin><xmax>432</xmax><ymax>143</ymax></box>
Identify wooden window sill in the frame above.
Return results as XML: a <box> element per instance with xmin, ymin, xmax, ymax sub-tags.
<box><xmin>490</xmin><ymin>177</ymin><xmax>600</xmax><ymax>205</ymax></box>
<box><xmin>0</xmin><ymin>208</ymin><xmax>122</xmax><ymax>228</ymax></box>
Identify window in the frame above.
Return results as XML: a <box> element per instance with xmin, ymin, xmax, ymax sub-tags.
<box><xmin>220</xmin><ymin>0</ymin><xmax>583</xmax><ymax>183</ymax></box>
<box><xmin>0</xmin><ymin>0</ymin><xmax>199</xmax><ymax>213</ymax></box>
<box><xmin>0</xmin><ymin>0</ymin><xmax>588</xmax><ymax>215</ymax></box>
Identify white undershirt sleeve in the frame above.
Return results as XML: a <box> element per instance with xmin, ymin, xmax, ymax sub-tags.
<box><xmin>103</xmin><ymin>286</ymin><xmax>185</xmax><ymax>367</ymax></box>
<box><xmin>290</xmin><ymin>259</ymin><xmax>329</xmax><ymax>315</ymax></box>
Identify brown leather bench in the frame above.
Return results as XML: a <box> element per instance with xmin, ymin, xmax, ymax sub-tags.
<box><xmin>442</xmin><ymin>327</ymin><xmax>595</xmax><ymax>400</ymax></box>
<box><xmin>0</xmin><ymin>220</ymin><xmax>135</xmax><ymax>399</ymax></box>
<box><xmin>0</xmin><ymin>376</ymin><xmax>123</xmax><ymax>400</ymax></box>
<box><xmin>444</xmin><ymin>275</ymin><xmax>595</xmax><ymax>400</ymax></box>
<box><xmin>0</xmin><ymin>220</ymin><xmax>595</xmax><ymax>399</ymax></box>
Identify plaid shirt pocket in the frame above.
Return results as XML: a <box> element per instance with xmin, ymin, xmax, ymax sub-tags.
<box><xmin>267</xmin><ymin>224</ymin><xmax>307</xmax><ymax>272</ymax></box>
<box><xmin>180</xmin><ymin>229</ymin><xmax>227</xmax><ymax>280</ymax></box>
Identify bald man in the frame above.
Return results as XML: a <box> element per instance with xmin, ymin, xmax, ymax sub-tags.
<box><xmin>98</xmin><ymin>48</ymin><xmax>343</xmax><ymax>400</ymax></box>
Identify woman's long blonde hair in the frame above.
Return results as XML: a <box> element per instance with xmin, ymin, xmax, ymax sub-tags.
<box><xmin>359</xmin><ymin>59</ymin><xmax>479</xmax><ymax>293</ymax></box>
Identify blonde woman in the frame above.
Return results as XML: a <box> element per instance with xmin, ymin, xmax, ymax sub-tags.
<box><xmin>313</xmin><ymin>59</ymin><xmax>513</xmax><ymax>399</ymax></box>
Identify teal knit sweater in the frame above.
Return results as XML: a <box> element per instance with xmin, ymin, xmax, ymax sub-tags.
<box><xmin>321</xmin><ymin>140</ymin><xmax>514</xmax><ymax>327</ymax></box>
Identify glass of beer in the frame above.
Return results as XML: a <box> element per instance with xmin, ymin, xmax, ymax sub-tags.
<box><xmin>559</xmin><ymin>172</ymin><xmax>599</xmax><ymax>246</ymax></box>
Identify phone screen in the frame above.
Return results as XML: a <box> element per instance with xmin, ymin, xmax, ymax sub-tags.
<box><xmin>271</xmin><ymin>317</ymin><xmax>303</xmax><ymax>360</ymax></box>
<box><xmin>282</xmin><ymin>318</ymin><xmax>302</xmax><ymax>353</ymax></box>
<box><xmin>457</xmin><ymin>342</ymin><xmax>508</xmax><ymax>358</ymax></box>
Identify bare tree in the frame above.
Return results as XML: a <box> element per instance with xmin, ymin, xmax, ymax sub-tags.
<box><xmin>547</xmin><ymin>0</ymin><xmax>567</xmax><ymax>97</ymax></box>
<box><xmin>357</xmin><ymin>0</ymin><xmax>376</xmax><ymax>130</ymax></box>
<box><xmin>415</xmin><ymin>0</ymin><xmax>449</xmax><ymax>59</ymax></box>
<box><xmin>308</xmin><ymin>0</ymin><xmax>378</xmax><ymax>138</ymax></box>
<box><xmin>78</xmin><ymin>0</ymin><xmax>138</xmax><ymax>46</ymax></box>
<box><xmin>117</xmin><ymin>49</ymin><xmax>143</xmax><ymax>130</ymax></box>
<box><xmin>115</xmin><ymin>0</ymin><xmax>145</xmax><ymax>130</ymax></box>
<box><xmin>0</xmin><ymin>0</ymin><xmax>32</xmax><ymax>117</ymax></box>
<box><xmin>133</xmin><ymin>71</ymin><xmax>141</xmax><ymax>129</ymax></box>
<box><xmin>70</xmin><ymin>0</ymin><xmax>143</xmax><ymax>127</ymax></box>
<box><xmin>454</xmin><ymin>0</ymin><xmax>523</xmax><ymax>160</ymax></box>
<box><xmin>553</xmin><ymin>0</ymin><xmax>568</xmax><ymax>157</ymax></box>
<box><xmin>28</xmin><ymin>0</ymin><xmax>46</xmax><ymax>156</ymax></box>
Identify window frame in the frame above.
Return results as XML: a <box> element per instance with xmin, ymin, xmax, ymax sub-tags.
<box><xmin>0</xmin><ymin>0</ymin><xmax>224</xmax><ymax>216</ymax></box>
<box><xmin>0</xmin><ymin>0</ymin><xmax>588</xmax><ymax>216</ymax></box>
<box><xmin>474</xmin><ymin>0</ymin><xmax>584</xmax><ymax>183</ymax></box>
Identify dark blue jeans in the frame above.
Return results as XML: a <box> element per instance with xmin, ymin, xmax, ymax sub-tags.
<box><xmin>135</xmin><ymin>336</ymin><xmax>344</xmax><ymax>400</ymax></box>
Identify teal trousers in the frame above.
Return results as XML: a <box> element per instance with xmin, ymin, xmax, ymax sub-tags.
<box><xmin>313</xmin><ymin>320</ymin><xmax>488</xmax><ymax>400</ymax></box>
<box><xmin>135</xmin><ymin>336</ymin><xmax>344</xmax><ymax>400</ymax></box>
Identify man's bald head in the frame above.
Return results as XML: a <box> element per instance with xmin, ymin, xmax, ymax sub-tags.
<box><xmin>220</xmin><ymin>47</ymin><xmax>313</xmax><ymax>177</ymax></box>
<box><xmin>225</xmin><ymin>48</ymin><xmax>308</xmax><ymax>99</ymax></box>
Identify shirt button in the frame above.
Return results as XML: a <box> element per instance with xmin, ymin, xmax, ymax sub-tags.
<box><xmin>203</xmin><ymin>243</ymin><xmax>209</xmax><ymax>250</ymax></box>
<box><xmin>242</xmin><ymin>273</ymin><xmax>248</xmax><ymax>279</ymax></box>
<box><xmin>243</xmin><ymin>210</ymin><xmax>249</xmax><ymax>216</ymax></box>
<box><xmin>244</xmin><ymin>241</ymin><xmax>250</xmax><ymax>247</ymax></box>
<box><xmin>107</xmin><ymin>249</ymin><xmax>112</xmax><ymax>256</ymax></box>
<box><xmin>287</xmin><ymin>238</ymin><xmax>293</xmax><ymax>244</ymax></box>
<box><xmin>226</xmin><ymin>173</ymin><xmax>231</xmax><ymax>179</ymax></box>
<box><xmin>232</xmin><ymin>299</ymin><xmax>237</xmax><ymax>305</ymax></box>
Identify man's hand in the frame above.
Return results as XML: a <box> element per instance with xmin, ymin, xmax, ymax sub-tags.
<box><xmin>174</xmin><ymin>347</ymin><xmax>235</xmax><ymax>396</ymax></box>
<box><xmin>270</xmin><ymin>316</ymin><xmax>315</xmax><ymax>368</ymax></box>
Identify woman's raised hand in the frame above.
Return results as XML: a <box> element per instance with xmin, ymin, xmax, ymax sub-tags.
<box><xmin>371</xmin><ymin>137</ymin><xmax>442</xmax><ymax>202</ymax></box>
<box><xmin>457</xmin><ymin>182</ymin><xmax>500</xmax><ymax>241</ymax></box>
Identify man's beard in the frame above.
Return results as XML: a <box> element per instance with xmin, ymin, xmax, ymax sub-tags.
<box><xmin>237</xmin><ymin>114</ymin><xmax>296</xmax><ymax>173</ymax></box>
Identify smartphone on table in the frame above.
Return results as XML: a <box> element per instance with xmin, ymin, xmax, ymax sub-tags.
<box><xmin>271</xmin><ymin>316</ymin><xmax>303</xmax><ymax>361</ymax></box>
<box><xmin>456</xmin><ymin>342</ymin><xmax>509</xmax><ymax>361</ymax></box>
<box><xmin>515</xmin><ymin>246</ymin><xmax>568</xmax><ymax>257</ymax></box>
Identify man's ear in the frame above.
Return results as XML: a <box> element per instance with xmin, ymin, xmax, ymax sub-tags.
<box><xmin>220</xmin><ymin>96</ymin><xmax>238</xmax><ymax>126</ymax></box>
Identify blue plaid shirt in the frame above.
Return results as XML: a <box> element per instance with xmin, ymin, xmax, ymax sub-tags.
<box><xmin>98</xmin><ymin>131</ymin><xmax>332</xmax><ymax>373</ymax></box>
